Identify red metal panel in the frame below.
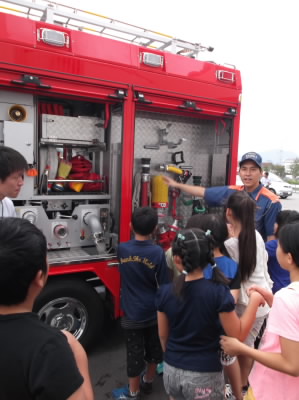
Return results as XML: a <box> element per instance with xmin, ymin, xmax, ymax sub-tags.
<box><xmin>165</xmin><ymin>52</ymin><xmax>241</xmax><ymax>90</ymax></box>
<box><xmin>0</xmin><ymin>63</ymin><xmax>129</xmax><ymax>101</ymax></box>
<box><xmin>0</xmin><ymin>12</ymin><xmax>35</xmax><ymax>47</ymax></box>
<box><xmin>0</xmin><ymin>12</ymin><xmax>242</xmax><ymax>105</ymax></box>
<box><xmin>119</xmin><ymin>89</ymin><xmax>136</xmax><ymax>243</ymax></box>
<box><xmin>0</xmin><ymin>48</ymin><xmax>240</xmax><ymax>108</ymax></box>
<box><xmin>49</xmin><ymin>260</ymin><xmax>121</xmax><ymax>317</ymax></box>
<box><xmin>133</xmin><ymin>85</ymin><xmax>240</xmax><ymax>117</ymax></box>
<box><xmin>71</xmin><ymin>29</ymin><xmax>136</xmax><ymax>68</ymax></box>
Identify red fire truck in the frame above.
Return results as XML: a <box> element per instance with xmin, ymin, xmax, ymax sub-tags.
<box><xmin>0</xmin><ymin>0</ymin><xmax>241</xmax><ymax>348</ymax></box>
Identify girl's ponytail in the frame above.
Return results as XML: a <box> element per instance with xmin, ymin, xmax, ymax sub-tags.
<box><xmin>210</xmin><ymin>263</ymin><xmax>230</xmax><ymax>285</ymax></box>
<box><xmin>205</xmin><ymin>231</ymin><xmax>230</xmax><ymax>286</ymax></box>
<box><xmin>172</xmin><ymin>228</ymin><xmax>229</xmax><ymax>297</ymax></box>
<box><xmin>226</xmin><ymin>191</ymin><xmax>256</xmax><ymax>281</ymax></box>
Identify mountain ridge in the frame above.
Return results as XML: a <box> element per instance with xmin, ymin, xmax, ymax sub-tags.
<box><xmin>257</xmin><ymin>150</ymin><xmax>298</xmax><ymax>165</ymax></box>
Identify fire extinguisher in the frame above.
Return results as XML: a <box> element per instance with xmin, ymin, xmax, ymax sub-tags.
<box><xmin>151</xmin><ymin>174</ymin><xmax>170</xmax><ymax>250</ymax></box>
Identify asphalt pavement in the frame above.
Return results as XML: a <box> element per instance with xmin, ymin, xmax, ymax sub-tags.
<box><xmin>280</xmin><ymin>191</ymin><xmax>299</xmax><ymax>211</ymax></box>
<box><xmin>88</xmin><ymin>318</ymin><xmax>168</xmax><ymax>399</ymax></box>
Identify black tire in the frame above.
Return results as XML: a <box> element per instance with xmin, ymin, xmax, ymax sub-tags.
<box><xmin>33</xmin><ymin>278</ymin><xmax>104</xmax><ymax>349</ymax></box>
<box><xmin>280</xmin><ymin>196</ymin><xmax>287</xmax><ymax>199</ymax></box>
<box><xmin>268</xmin><ymin>188</ymin><xmax>276</xmax><ymax>194</ymax></box>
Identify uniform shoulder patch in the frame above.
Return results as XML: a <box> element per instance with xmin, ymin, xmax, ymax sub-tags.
<box><xmin>228</xmin><ymin>185</ymin><xmax>244</xmax><ymax>191</ymax></box>
<box><xmin>259</xmin><ymin>186</ymin><xmax>280</xmax><ymax>202</ymax></box>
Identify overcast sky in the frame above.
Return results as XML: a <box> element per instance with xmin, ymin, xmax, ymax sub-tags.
<box><xmin>54</xmin><ymin>0</ymin><xmax>298</xmax><ymax>159</ymax></box>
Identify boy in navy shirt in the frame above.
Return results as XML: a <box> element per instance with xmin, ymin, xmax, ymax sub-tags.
<box><xmin>113</xmin><ymin>207</ymin><xmax>169</xmax><ymax>400</ymax></box>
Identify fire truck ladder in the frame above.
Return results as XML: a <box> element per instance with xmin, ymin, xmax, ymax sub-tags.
<box><xmin>0</xmin><ymin>0</ymin><xmax>214</xmax><ymax>58</ymax></box>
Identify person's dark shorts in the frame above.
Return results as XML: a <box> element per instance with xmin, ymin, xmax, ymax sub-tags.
<box><xmin>125</xmin><ymin>325</ymin><xmax>163</xmax><ymax>377</ymax></box>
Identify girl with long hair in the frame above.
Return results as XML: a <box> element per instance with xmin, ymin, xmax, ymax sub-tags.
<box><xmin>224</xmin><ymin>191</ymin><xmax>273</xmax><ymax>391</ymax></box>
<box><xmin>156</xmin><ymin>228</ymin><xmax>264</xmax><ymax>400</ymax></box>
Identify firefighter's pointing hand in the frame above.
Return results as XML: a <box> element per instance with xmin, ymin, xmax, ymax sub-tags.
<box><xmin>163</xmin><ymin>176</ymin><xmax>178</xmax><ymax>188</ymax></box>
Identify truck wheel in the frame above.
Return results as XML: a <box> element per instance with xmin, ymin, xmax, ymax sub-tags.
<box><xmin>33</xmin><ymin>279</ymin><xmax>104</xmax><ymax>349</ymax></box>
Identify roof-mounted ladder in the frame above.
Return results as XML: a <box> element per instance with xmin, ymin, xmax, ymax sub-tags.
<box><xmin>0</xmin><ymin>0</ymin><xmax>214</xmax><ymax>58</ymax></box>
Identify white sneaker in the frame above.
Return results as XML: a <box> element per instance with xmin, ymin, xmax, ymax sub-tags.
<box><xmin>225</xmin><ymin>384</ymin><xmax>237</xmax><ymax>399</ymax></box>
<box><xmin>225</xmin><ymin>384</ymin><xmax>233</xmax><ymax>399</ymax></box>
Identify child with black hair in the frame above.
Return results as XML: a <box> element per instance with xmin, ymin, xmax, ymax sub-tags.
<box><xmin>186</xmin><ymin>214</ymin><xmax>242</xmax><ymax>400</ymax></box>
<box><xmin>221</xmin><ymin>222</ymin><xmax>299</xmax><ymax>400</ymax></box>
<box><xmin>156</xmin><ymin>228</ymin><xmax>264</xmax><ymax>400</ymax></box>
<box><xmin>0</xmin><ymin>146</ymin><xmax>28</xmax><ymax>217</ymax></box>
<box><xmin>224</xmin><ymin>191</ymin><xmax>273</xmax><ymax>392</ymax></box>
<box><xmin>112</xmin><ymin>207</ymin><xmax>170</xmax><ymax>400</ymax></box>
<box><xmin>166</xmin><ymin>213</ymin><xmax>241</xmax><ymax>293</ymax></box>
<box><xmin>266</xmin><ymin>210</ymin><xmax>299</xmax><ymax>293</ymax></box>
<box><xmin>186</xmin><ymin>214</ymin><xmax>240</xmax><ymax>302</ymax></box>
<box><xmin>0</xmin><ymin>218</ymin><xmax>94</xmax><ymax>400</ymax></box>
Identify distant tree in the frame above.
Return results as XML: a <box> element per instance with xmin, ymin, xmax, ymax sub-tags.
<box><xmin>262</xmin><ymin>163</ymin><xmax>273</xmax><ymax>172</ymax></box>
<box><xmin>289</xmin><ymin>158</ymin><xmax>299</xmax><ymax>179</ymax></box>
<box><xmin>271</xmin><ymin>164</ymin><xmax>285</xmax><ymax>178</ymax></box>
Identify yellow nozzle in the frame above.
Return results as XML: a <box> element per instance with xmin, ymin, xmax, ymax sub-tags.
<box><xmin>166</xmin><ymin>165</ymin><xmax>183</xmax><ymax>175</ymax></box>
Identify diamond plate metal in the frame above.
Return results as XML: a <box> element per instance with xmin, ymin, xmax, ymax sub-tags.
<box><xmin>132</xmin><ymin>111</ymin><xmax>230</xmax><ymax>227</ymax></box>
<box><xmin>109</xmin><ymin>110</ymin><xmax>231</xmax><ymax>229</ymax></box>
<box><xmin>41</xmin><ymin>114</ymin><xmax>104</xmax><ymax>143</ymax></box>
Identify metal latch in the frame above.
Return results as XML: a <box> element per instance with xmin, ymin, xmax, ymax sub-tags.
<box><xmin>11</xmin><ymin>74</ymin><xmax>51</xmax><ymax>89</ymax></box>
<box><xmin>135</xmin><ymin>92</ymin><xmax>152</xmax><ymax>104</ymax></box>
<box><xmin>109</xmin><ymin>89</ymin><xmax>128</xmax><ymax>99</ymax></box>
<box><xmin>179</xmin><ymin>100</ymin><xmax>202</xmax><ymax>111</ymax></box>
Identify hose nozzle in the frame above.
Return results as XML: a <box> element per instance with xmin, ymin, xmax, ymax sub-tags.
<box><xmin>159</xmin><ymin>164</ymin><xmax>183</xmax><ymax>175</ymax></box>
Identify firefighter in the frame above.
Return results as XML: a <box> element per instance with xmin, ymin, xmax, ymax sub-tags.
<box><xmin>163</xmin><ymin>152</ymin><xmax>281</xmax><ymax>242</ymax></box>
